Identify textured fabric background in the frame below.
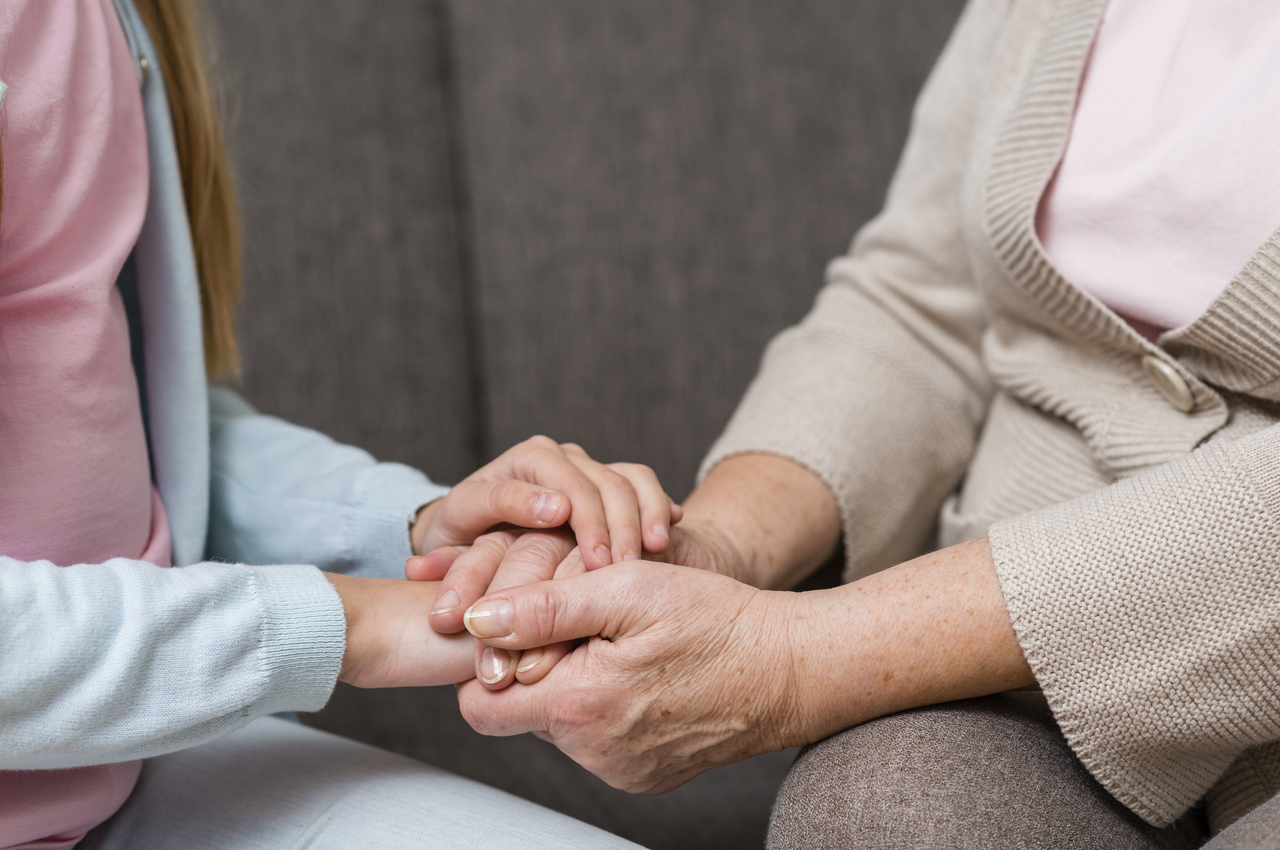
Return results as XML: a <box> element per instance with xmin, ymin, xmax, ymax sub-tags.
<box><xmin>449</xmin><ymin>0</ymin><xmax>967</xmax><ymax>492</ymax></box>
<box><xmin>209</xmin><ymin>0</ymin><xmax>479</xmax><ymax>483</ymax></box>
<box><xmin>203</xmin><ymin>1</ymin><xmax>965</xmax><ymax>847</ymax></box>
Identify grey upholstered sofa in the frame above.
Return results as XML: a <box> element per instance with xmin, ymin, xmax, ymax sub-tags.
<box><xmin>207</xmin><ymin>1</ymin><xmax>966</xmax><ymax>846</ymax></box>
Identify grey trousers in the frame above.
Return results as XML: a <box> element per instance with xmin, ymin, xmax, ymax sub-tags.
<box><xmin>767</xmin><ymin>692</ymin><xmax>1280</xmax><ymax>850</ymax></box>
<box><xmin>78</xmin><ymin>716</ymin><xmax>641</xmax><ymax>850</ymax></box>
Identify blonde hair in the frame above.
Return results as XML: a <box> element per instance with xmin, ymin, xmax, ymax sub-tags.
<box><xmin>136</xmin><ymin>0</ymin><xmax>242</xmax><ymax>377</ymax></box>
<box><xmin>0</xmin><ymin>0</ymin><xmax>243</xmax><ymax>377</ymax></box>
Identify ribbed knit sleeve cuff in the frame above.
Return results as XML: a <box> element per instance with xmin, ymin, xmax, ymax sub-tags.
<box><xmin>989</xmin><ymin>427</ymin><xmax>1280</xmax><ymax>827</ymax></box>
<box><xmin>249</xmin><ymin>565</ymin><xmax>347</xmax><ymax>715</ymax></box>
<box><xmin>347</xmin><ymin>464</ymin><xmax>450</xmax><ymax>578</ymax></box>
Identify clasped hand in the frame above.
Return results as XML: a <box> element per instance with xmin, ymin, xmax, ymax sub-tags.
<box><xmin>325</xmin><ymin>436</ymin><xmax>681</xmax><ymax>689</ymax></box>
<box><xmin>336</xmin><ymin>449</ymin><xmax>1032</xmax><ymax>798</ymax></box>
<box><xmin>420</xmin><ymin>523</ymin><xmax>1033</xmax><ymax>796</ymax></box>
<box><xmin>457</xmin><ymin>551</ymin><xmax>806</xmax><ymax>794</ymax></box>
<box><xmin>405</xmin><ymin>513</ymin><xmax>810</xmax><ymax>795</ymax></box>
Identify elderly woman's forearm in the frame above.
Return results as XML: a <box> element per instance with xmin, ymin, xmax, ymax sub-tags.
<box><xmin>778</xmin><ymin>536</ymin><xmax>1035</xmax><ymax>746</ymax></box>
<box><xmin>456</xmin><ymin>537</ymin><xmax>1033</xmax><ymax>793</ymax></box>
<box><xmin>681</xmin><ymin>453</ymin><xmax>841</xmax><ymax>589</ymax></box>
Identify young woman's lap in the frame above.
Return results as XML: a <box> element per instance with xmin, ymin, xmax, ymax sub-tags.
<box><xmin>79</xmin><ymin>717</ymin><xmax>639</xmax><ymax>850</ymax></box>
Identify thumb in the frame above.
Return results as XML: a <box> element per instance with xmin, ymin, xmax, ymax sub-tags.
<box><xmin>461</xmin><ymin>563</ymin><xmax>652</xmax><ymax>649</ymax></box>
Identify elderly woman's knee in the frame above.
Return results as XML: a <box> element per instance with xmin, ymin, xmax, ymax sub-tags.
<box><xmin>767</xmin><ymin>697</ymin><xmax>1019</xmax><ymax>849</ymax></box>
<box><xmin>767</xmin><ymin>693</ymin><xmax>1203</xmax><ymax>850</ymax></box>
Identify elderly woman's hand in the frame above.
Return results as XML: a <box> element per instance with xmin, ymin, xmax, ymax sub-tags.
<box><xmin>408</xmin><ymin>517</ymin><xmax>758</xmax><ymax>692</ymax></box>
<box><xmin>455</xmin><ymin>538</ymin><xmax>1035</xmax><ymax>793</ymax></box>
<box><xmin>456</xmin><ymin>562</ymin><xmax>803</xmax><ymax>793</ymax></box>
<box><xmin>431</xmin><ymin>528</ymin><xmax>737</xmax><ymax>691</ymax></box>
<box><xmin>410</xmin><ymin>451</ymin><xmax>840</xmax><ymax>691</ymax></box>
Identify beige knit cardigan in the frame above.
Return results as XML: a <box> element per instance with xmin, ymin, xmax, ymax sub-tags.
<box><xmin>701</xmin><ymin>0</ymin><xmax>1280</xmax><ymax>832</ymax></box>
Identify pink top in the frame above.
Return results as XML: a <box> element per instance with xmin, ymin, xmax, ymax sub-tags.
<box><xmin>1038</xmin><ymin>0</ymin><xmax>1280</xmax><ymax>339</ymax></box>
<box><xmin>0</xmin><ymin>1</ymin><xmax>170</xmax><ymax>847</ymax></box>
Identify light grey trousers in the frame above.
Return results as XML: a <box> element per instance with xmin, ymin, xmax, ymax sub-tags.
<box><xmin>768</xmin><ymin>692</ymin><xmax>1280</xmax><ymax>850</ymax></box>
<box><xmin>78</xmin><ymin>716</ymin><xmax>640</xmax><ymax>850</ymax></box>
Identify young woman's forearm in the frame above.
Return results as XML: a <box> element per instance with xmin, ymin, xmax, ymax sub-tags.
<box><xmin>779</xmin><ymin>536</ymin><xmax>1035</xmax><ymax>746</ymax></box>
<box><xmin>325</xmin><ymin>574</ymin><xmax>475</xmax><ymax>688</ymax></box>
<box><xmin>678</xmin><ymin>453</ymin><xmax>841</xmax><ymax>590</ymax></box>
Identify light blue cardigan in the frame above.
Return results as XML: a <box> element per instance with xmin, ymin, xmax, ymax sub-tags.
<box><xmin>0</xmin><ymin>0</ymin><xmax>448</xmax><ymax>769</ymax></box>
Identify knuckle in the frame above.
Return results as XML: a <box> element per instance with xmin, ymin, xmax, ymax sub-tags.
<box><xmin>525</xmin><ymin>434</ymin><xmax>558</xmax><ymax>451</ymax></box>
<box><xmin>475</xmin><ymin>529</ymin><xmax>517</xmax><ymax>551</ymax></box>
<box><xmin>519</xmin><ymin>533</ymin><xmax>572</xmax><ymax>564</ymax></box>
<box><xmin>528</xmin><ymin>587</ymin><xmax>563</xmax><ymax>644</ymax></box>
<box><xmin>445</xmin><ymin>558</ymin><xmax>483</xmax><ymax>585</ymax></box>
<box><xmin>458</xmin><ymin>698</ymin><xmax>491</xmax><ymax>736</ymax></box>
<box><xmin>487</xmin><ymin>478</ymin><xmax>522</xmax><ymax>511</ymax></box>
<box><xmin>499</xmin><ymin>533</ymin><xmax>569</xmax><ymax>579</ymax></box>
<box><xmin>495</xmin><ymin>560</ymin><xmax>547</xmax><ymax>590</ymax></box>
<box><xmin>598</xmin><ymin>469</ymin><xmax>635</xmax><ymax>497</ymax></box>
<box><xmin>546</xmin><ymin>697</ymin><xmax>590</xmax><ymax>737</ymax></box>
<box><xmin>455</xmin><ymin>532</ymin><xmax>514</xmax><ymax>576</ymax></box>
<box><xmin>482</xmin><ymin>482</ymin><xmax>506</xmax><ymax>517</ymax></box>
<box><xmin>581</xmin><ymin>754</ymin><xmax>632</xmax><ymax>792</ymax></box>
<box><xmin>611</xmin><ymin>462</ymin><xmax>655</xmax><ymax>479</ymax></box>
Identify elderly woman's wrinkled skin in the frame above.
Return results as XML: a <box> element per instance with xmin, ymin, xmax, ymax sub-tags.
<box><xmin>436</xmin><ymin>454</ymin><xmax>1034</xmax><ymax>793</ymax></box>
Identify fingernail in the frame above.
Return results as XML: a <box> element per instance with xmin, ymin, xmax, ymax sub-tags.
<box><xmin>593</xmin><ymin>544</ymin><xmax>613</xmax><ymax>566</ymax></box>
<box><xmin>430</xmin><ymin>589</ymin><xmax>460</xmax><ymax>616</ymax></box>
<box><xmin>516</xmin><ymin>647</ymin><xmax>544</xmax><ymax>674</ymax></box>
<box><xmin>622</xmin><ymin>550</ymin><xmax>640</xmax><ymax>561</ymax></box>
<box><xmin>480</xmin><ymin>647</ymin><xmax>511</xmax><ymax>684</ymax></box>
<box><xmin>651</xmin><ymin>524</ymin><xmax>668</xmax><ymax>541</ymax></box>
<box><xmin>535</xmin><ymin>492</ymin><xmax>561</xmax><ymax>523</ymax></box>
<box><xmin>464</xmin><ymin>599</ymin><xmax>515</xmax><ymax>638</ymax></box>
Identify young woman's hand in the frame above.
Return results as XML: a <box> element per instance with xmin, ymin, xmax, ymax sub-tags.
<box><xmin>409</xmin><ymin>437</ymin><xmax>682</xmax><ymax>571</ymax></box>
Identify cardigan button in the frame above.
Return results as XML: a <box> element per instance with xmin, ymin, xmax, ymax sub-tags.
<box><xmin>1142</xmin><ymin>355</ymin><xmax>1195</xmax><ymax>413</ymax></box>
